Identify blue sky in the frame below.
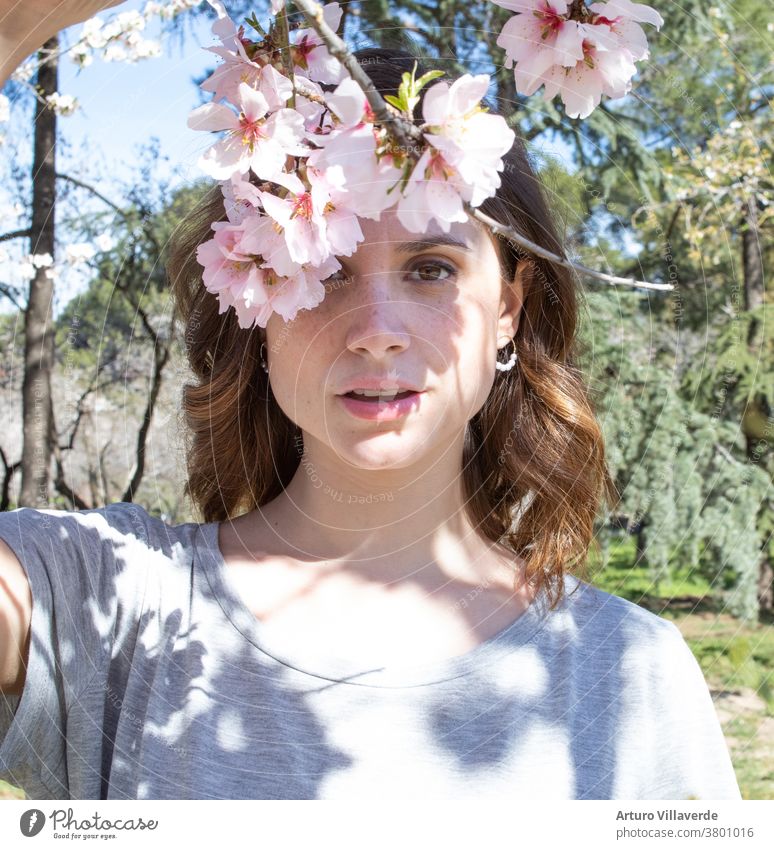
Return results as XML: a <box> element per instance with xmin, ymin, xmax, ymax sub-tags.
<box><xmin>56</xmin><ymin>1</ymin><xmax>220</xmax><ymax>185</ymax></box>
<box><xmin>1</xmin><ymin>0</ymin><xmax>577</xmax><ymax>313</ymax></box>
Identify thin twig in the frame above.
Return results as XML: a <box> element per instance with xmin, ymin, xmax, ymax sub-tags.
<box><xmin>291</xmin><ymin>0</ymin><xmax>670</xmax><ymax>292</ymax></box>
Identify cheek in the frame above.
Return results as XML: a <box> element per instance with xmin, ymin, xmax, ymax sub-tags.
<box><xmin>265</xmin><ymin>315</ymin><xmax>327</xmax><ymax>422</ymax></box>
<box><xmin>445</xmin><ymin>299</ymin><xmax>498</xmax><ymax>414</ymax></box>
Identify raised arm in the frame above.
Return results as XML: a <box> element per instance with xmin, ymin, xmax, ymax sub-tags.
<box><xmin>0</xmin><ymin>538</ymin><xmax>32</xmax><ymax>695</ymax></box>
<box><xmin>0</xmin><ymin>0</ymin><xmax>125</xmax><ymax>87</ymax></box>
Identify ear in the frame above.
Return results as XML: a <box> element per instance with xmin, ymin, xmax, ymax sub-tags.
<box><xmin>497</xmin><ymin>258</ymin><xmax>531</xmax><ymax>344</ymax></box>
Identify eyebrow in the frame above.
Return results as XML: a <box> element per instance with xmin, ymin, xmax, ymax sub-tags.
<box><xmin>394</xmin><ymin>235</ymin><xmax>473</xmax><ymax>254</ymax></box>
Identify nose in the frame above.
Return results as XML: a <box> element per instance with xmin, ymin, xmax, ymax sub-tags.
<box><xmin>343</xmin><ymin>272</ymin><xmax>411</xmax><ymax>359</ymax></box>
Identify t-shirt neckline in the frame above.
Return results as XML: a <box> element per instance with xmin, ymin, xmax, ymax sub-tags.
<box><xmin>194</xmin><ymin>519</ymin><xmax>562</xmax><ymax>688</ymax></box>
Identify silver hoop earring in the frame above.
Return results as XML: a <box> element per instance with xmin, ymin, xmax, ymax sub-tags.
<box><xmin>259</xmin><ymin>341</ymin><xmax>268</xmax><ymax>374</ymax></box>
<box><xmin>496</xmin><ymin>337</ymin><xmax>518</xmax><ymax>372</ymax></box>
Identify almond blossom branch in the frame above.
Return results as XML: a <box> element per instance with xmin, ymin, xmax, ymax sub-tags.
<box><xmin>292</xmin><ymin>0</ymin><xmax>671</xmax><ymax>293</ymax></box>
<box><xmin>291</xmin><ymin>0</ymin><xmax>425</xmax><ymax>153</ymax></box>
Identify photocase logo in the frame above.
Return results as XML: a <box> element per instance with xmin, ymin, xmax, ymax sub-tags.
<box><xmin>20</xmin><ymin>809</ymin><xmax>46</xmax><ymax>837</ymax></box>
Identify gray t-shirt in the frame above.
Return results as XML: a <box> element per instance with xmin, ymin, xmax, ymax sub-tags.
<box><xmin>0</xmin><ymin>502</ymin><xmax>741</xmax><ymax>800</ymax></box>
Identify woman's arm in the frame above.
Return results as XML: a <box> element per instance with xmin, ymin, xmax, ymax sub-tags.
<box><xmin>0</xmin><ymin>538</ymin><xmax>32</xmax><ymax>695</ymax></box>
<box><xmin>0</xmin><ymin>0</ymin><xmax>125</xmax><ymax>87</ymax></box>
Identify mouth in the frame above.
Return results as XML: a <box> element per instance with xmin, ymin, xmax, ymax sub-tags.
<box><xmin>340</xmin><ymin>390</ymin><xmax>417</xmax><ymax>402</ymax></box>
<box><xmin>336</xmin><ymin>390</ymin><xmax>425</xmax><ymax>421</ymax></box>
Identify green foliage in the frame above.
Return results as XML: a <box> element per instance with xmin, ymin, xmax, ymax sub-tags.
<box><xmin>383</xmin><ymin>61</ymin><xmax>445</xmax><ymax>116</ymax></box>
<box><xmin>681</xmin><ymin>304</ymin><xmax>774</xmax><ymax>417</ymax></box>
<box><xmin>579</xmin><ymin>290</ymin><xmax>771</xmax><ymax>623</ymax></box>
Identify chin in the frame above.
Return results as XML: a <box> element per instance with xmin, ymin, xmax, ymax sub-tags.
<box><xmin>335</xmin><ymin>440</ymin><xmax>429</xmax><ymax>471</ymax></box>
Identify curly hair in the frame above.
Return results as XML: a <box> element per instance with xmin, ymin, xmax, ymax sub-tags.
<box><xmin>167</xmin><ymin>47</ymin><xmax>619</xmax><ymax>611</ymax></box>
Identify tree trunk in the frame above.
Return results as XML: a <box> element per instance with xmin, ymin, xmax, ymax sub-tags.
<box><xmin>20</xmin><ymin>37</ymin><xmax>58</xmax><ymax>508</ymax></box>
<box><xmin>738</xmin><ymin>194</ymin><xmax>772</xmax><ymax>616</ymax></box>
<box><xmin>742</xmin><ymin>194</ymin><xmax>764</xmax><ymax>312</ymax></box>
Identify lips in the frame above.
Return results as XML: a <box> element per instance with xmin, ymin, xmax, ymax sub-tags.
<box><xmin>342</xmin><ymin>390</ymin><xmax>416</xmax><ymax>401</ymax></box>
<box><xmin>337</xmin><ymin>389</ymin><xmax>424</xmax><ymax>420</ymax></box>
<box><xmin>336</xmin><ymin>380</ymin><xmax>424</xmax><ymax>395</ymax></box>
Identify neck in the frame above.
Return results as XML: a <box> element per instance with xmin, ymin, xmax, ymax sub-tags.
<box><xmin>255</xmin><ymin>430</ymin><xmax>517</xmax><ymax>587</ymax></box>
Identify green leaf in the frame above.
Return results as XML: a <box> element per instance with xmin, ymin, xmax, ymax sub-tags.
<box><xmin>413</xmin><ymin>70</ymin><xmax>445</xmax><ymax>91</ymax></box>
<box><xmin>384</xmin><ymin>94</ymin><xmax>404</xmax><ymax>111</ymax></box>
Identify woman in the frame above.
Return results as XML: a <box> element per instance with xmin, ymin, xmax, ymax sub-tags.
<box><xmin>0</xmin><ymin>7</ymin><xmax>741</xmax><ymax>800</ymax></box>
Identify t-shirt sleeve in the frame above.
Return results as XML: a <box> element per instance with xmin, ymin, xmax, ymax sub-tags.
<box><xmin>646</xmin><ymin>620</ymin><xmax>742</xmax><ymax>800</ymax></box>
<box><xmin>0</xmin><ymin>502</ymin><xmax>152</xmax><ymax>799</ymax></box>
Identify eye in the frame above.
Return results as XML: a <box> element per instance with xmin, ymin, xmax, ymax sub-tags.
<box><xmin>406</xmin><ymin>259</ymin><xmax>457</xmax><ymax>284</ymax></box>
<box><xmin>323</xmin><ymin>259</ymin><xmax>458</xmax><ymax>287</ymax></box>
<box><xmin>324</xmin><ymin>270</ymin><xmax>353</xmax><ymax>288</ymax></box>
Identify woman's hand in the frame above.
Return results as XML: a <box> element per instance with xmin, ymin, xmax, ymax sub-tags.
<box><xmin>0</xmin><ymin>1</ymin><xmax>126</xmax><ymax>87</ymax></box>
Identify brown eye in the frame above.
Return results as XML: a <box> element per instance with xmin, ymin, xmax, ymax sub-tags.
<box><xmin>407</xmin><ymin>260</ymin><xmax>457</xmax><ymax>283</ymax></box>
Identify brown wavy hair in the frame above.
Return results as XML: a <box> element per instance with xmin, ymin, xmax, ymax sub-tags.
<box><xmin>167</xmin><ymin>47</ymin><xmax>619</xmax><ymax>610</ymax></box>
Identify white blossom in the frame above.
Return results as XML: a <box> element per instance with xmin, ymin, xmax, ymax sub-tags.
<box><xmin>46</xmin><ymin>93</ymin><xmax>79</xmax><ymax>116</ymax></box>
<box><xmin>19</xmin><ymin>260</ymin><xmax>35</xmax><ymax>280</ymax></box>
<box><xmin>115</xmin><ymin>10</ymin><xmax>147</xmax><ymax>32</ymax></box>
<box><xmin>10</xmin><ymin>59</ymin><xmax>36</xmax><ymax>83</ymax></box>
<box><xmin>30</xmin><ymin>253</ymin><xmax>54</xmax><ymax>268</ymax></box>
<box><xmin>103</xmin><ymin>43</ymin><xmax>129</xmax><ymax>62</ymax></box>
<box><xmin>128</xmin><ymin>40</ymin><xmax>162</xmax><ymax>61</ymax></box>
<box><xmin>70</xmin><ymin>44</ymin><xmax>94</xmax><ymax>68</ymax></box>
<box><xmin>82</xmin><ymin>17</ymin><xmax>108</xmax><ymax>50</ymax></box>
<box><xmin>95</xmin><ymin>233</ymin><xmax>115</xmax><ymax>252</ymax></box>
<box><xmin>0</xmin><ymin>94</ymin><xmax>9</xmax><ymax>123</ymax></box>
<box><xmin>65</xmin><ymin>243</ymin><xmax>97</xmax><ymax>264</ymax></box>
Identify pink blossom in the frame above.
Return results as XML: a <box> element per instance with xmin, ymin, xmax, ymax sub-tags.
<box><xmin>200</xmin><ymin>13</ymin><xmax>296</xmax><ymax>111</ymax></box>
<box><xmin>196</xmin><ymin>223</ymin><xmax>270</xmax><ymax>325</ymax></box>
<box><xmin>589</xmin><ymin>0</ymin><xmax>664</xmax><ymax>61</ymax></box>
<box><xmin>291</xmin><ymin>2</ymin><xmax>350</xmax><ymax>86</ymax></box>
<box><xmin>491</xmin><ymin>0</ymin><xmax>663</xmax><ymax>118</ymax></box>
<box><xmin>394</xmin><ymin>73</ymin><xmax>515</xmax><ymax>232</ymax></box>
<box><xmin>420</xmin><ymin>74</ymin><xmax>515</xmax><ymax>207</ymax></box>
<box><xmin>220</xmin><ymin>175</ymin><xmax>262</xmax><ymax>225</ymax></box>
<box><xmin>239</xmin><ymin>210</ymin><xmax>301</xmax><ymax>279</ymax></box>
<box><xmin>250</xmin><ymin>259</ymin><xmax>336</xmax><ymax>326</ymax></box>
<box><xmin>538</xmin><ymin>39</ymin><xmax>638</xmax><ymax>118</ymax></box>
<box><xmin>396</xmin><ymin>147</ymin><xmax>470</xmax><ymax>233</ymax></box>
<box><xmin>305</xmin><ymin>166</ymin><xmax>364</xmax><ymax>258</ymax></box>
<box><xmin>188</xmin><ymin>82</ymin><xmax>308</xmax><ymax>181</ymax></box>
<box><xmin>257</xmin><ymin>184</ymin><xmax>329</xmax><ymax>266</ymax></box>
<box><xmin>197</xmin><ymin>217</ymin><xmax>332</xmax><ymax>329</ymax></box>
<box><xmin>203</xmin><ymin>55</ymin><xmax>295</xmax><ymax>113</ymax></box>
<box><xmin>306</xmin><ymin>77</ymin><xmax>403</xmax><ymax>220</ymax></box>
<box><xmin>292</xmin><ymin>74</ymin><xmax>333</xmax><ymax>139</ymax></box>
<box><xmin>493</xmin><ymin>0</ymin><xmax>585</xmax><ymax>87</ymax></box>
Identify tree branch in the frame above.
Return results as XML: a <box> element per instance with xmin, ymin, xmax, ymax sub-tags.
<box><xmin>291</xmin><ymin>0</ymin><xmax>669</xmax><ymax>292</ymax></box>
<box><xmin>0</xmin><ymin>228</ymin><xmax>31</xmax><ymax>243</ymax></box>
<box><xmin>0</xmin><ymin>282</ymin><xmax>24</xmax><ymax>310</ymax></box>
<box><xmin>0</xmin><ymin>445</ymin><xmax>21</xmax><ymax>512</ymax></box>
<box><xmin>121</xmin><ymin>341</ymin><xmax>170</xmax><ymax>503</ymax></box>
<box><xmin>56</xmin><ymin>171</ymin><xmax>124</xmax><ymax>215</ymax></box>
<box><xmin>49</xmin><ymin>395</ymin><xmax>90</xmax><ymax>510</ymax></box>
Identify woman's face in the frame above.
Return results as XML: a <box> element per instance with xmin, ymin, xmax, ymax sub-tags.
<box><xmin>264</xmin><ymin>207</ymin><xmax>526</xmax><ymax>471</ymax></box>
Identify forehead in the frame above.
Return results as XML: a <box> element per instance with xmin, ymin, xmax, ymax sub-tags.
<box><xmin>351</xmin><ymin>207</ymin><xmax>492</xmax><ymax>258</ymax></box>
